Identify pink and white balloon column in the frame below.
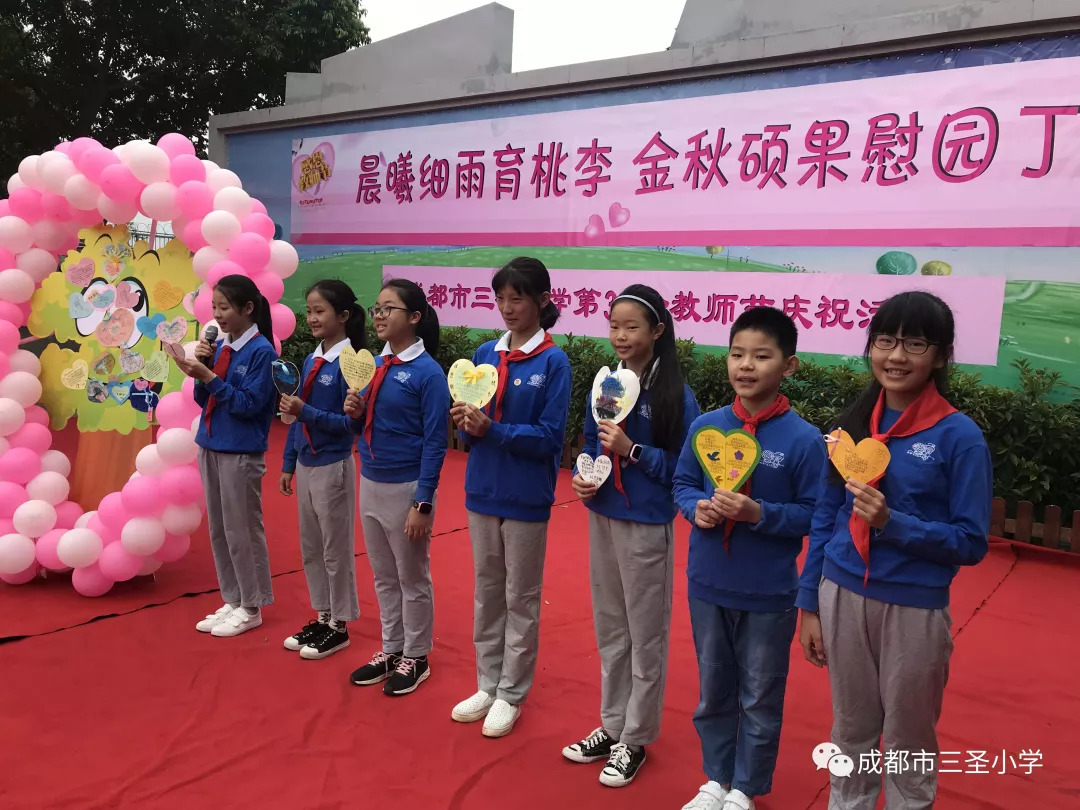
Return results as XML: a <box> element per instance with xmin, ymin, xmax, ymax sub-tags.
<box><xmin>0</xmin><ymin>134</ymin><xmax>298</xmax><ymax>596</ymax></box>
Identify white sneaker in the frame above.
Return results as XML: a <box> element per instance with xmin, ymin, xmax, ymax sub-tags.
<box><xmin>722</xmin><ymin>789</ymin><xmax>755</xmax><ymax>810</ymax></box>
<box><xmin>451</xmin><ymin>691</ymin><xmax>495</xmax><ymax>723</ymax></box>
<box><xmin>195</xmin><ymin>604</ymin><xmax>235</xmax><ymax>633</ymax></box>
<box><xmin>682</xmin><ymin>782</ymin><xmax>729</xmax><ymax>810</ymax></box>
<box><xmin>481</xmin><ymin>699</ymin><xmax>520</xmax><ymax>738</ymax></box>
<box><xmin>211</xmin><ymin>607</ymin><xmax>263</xmax><ymax>637</ymax></box>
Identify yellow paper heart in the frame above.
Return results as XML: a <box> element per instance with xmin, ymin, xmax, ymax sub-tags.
<box><xmin>448</xmin><ymin>359</ymin><xmax>498</xmax><ymax>408</ymax></box>
<box><xmin>826</xmin><ymin>429</ymin><xmax>891</xmax><ymax>483</ymax></box>
<box><xmin>61</xmin><ymin>359</ymin><xmax>89</xmax><ymax>390</ymax></box>
<box><xmin>154</xmin><ymin>280</ymin><xmax>185</xmax><ymax>311</ymax></box>
<box><xmin>339</xmin><ymin>346</ymin><xmax>376</xmax><ymax>391</ymax></box>
<box><xmin>142</xmin><ymin>351</ymin><xmax>170</xmax><ymax>383</ymax></box>
<box><xmin>692</xmin><ymin>426</ymin><xmax>762</xmax><ymax>492</ymax></box>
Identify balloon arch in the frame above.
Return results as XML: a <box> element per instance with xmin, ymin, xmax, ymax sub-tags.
<box><xmin>0</xmin><ymin>134</ymin><xmax>298</xmax><ymax>596</ymax></box>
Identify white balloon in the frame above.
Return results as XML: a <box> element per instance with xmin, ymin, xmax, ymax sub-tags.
<box><xmin>37</xmin><ymin>152</ymin><xmax>76</xmax><ymax>194</ymax></box>
<box><xmin>57</xmin><ymin>527</ymin><xmax>103</xmax><ymax>568</ymax></box>
<box><xmin>0</xmin><ymin>216</ymin><xmax>34</xmax><ymax>254</ymax></box>
<box><xmin>97</xmin><ymin>193</ymin><xmax>138</xmax><ymax>226</ymax></box>
<box><xmin>139</xmin><ymin>557</ymin><xmax>163</xmax><ymax>575</ymax></box>
<box><xmin>63</xmin><ymin>173</ymin><xmax>102</xmax><ymax>211</ymax></box>
<box><xmin>192</xmin><ymin>246</ymin><xmax>225</xmax><ymax>280</ymax></box>
<box><xmin>0</xmin><ymin>372</ymin><xmax>43</xmax><ymax>408</ymax></box>
<box><xmin>127</xmin><ymin>144</ymin><xmax>171</xmax><ymax>185</ymax></box>
<box><xmin>0</xmin><ymin>533</ymin><xmax>36</xmax><ymax>574</ymax></box>
<box><xmin>0</xmin><ymin>269</ymin><xmax>36</xmax><ymax>304</ymax></box>
<box><xmin>31</xmin><ymin>219</ymin><xmax>70</xmax><ymax>252</ymax></box>
<box><xmin>15</xmin><ymin>247</ymin><xmax>59</xmax><ymax>283</ymax></box>
<box><xmin>206</xmin><ymin>169</ymin><xmax>242</xmax><ymax>194</ymax></box>
<box><xmin>191</xmin><ymin>414</ymin><xmax>201</xmax><ymax>433</ymax></box>
<box><xmin>26</xmin><ymin>472</ymin><xmax>70</xmax><ymax>506</ymax></box>
<box><xmin>9</xmin><ymin>350</ymin><xmax>41</xmax><ymax>377</ymax></box>
<box><xmin>213</xmin><ymin>186</ymin><xmax>252</xmax><ymax>219</ymax></box>
<box><xmin>13</xmin><ymin>500</ymin><xmax>57</xmax><ymax>538</ymax></box>
<box><xmin>200</xmin><ymin>210</ymin><xmax>241</xmax><ymax>249</ymax></box>
<box><xmin>7</xmin><ymin>174</ymin><xmax>26</xmax><ymax>195</ymax></box>
<box><xmin>161</xmin><ymin>503</ymin><xmax>203</xmax><ymax>535</ymax></box>
<box><xmin>201</xmin><ymin>159</ymin><xmax>221</xmax><ymax>174</ymax></box>
<box><xmin>267</xmin><ymin>240</ymin><xmax>299</xmax><ymax>279</ymax></box>
<box><xmin>17</xmin><ymin>156</ymin><xmax>43</xmax><ymax>190</ymax></box>
<box><xmin>156</xmin><ymin>427</ymin><xmax>199</xmax><ymax>466</ymax></box>
<box><xmin>40</xmin><ymin>449</ymin><xmax>72</xmax><ymax>477</ymax></box>
<box><xmin>120</xmin><ymin>516</ymin><xmax>166</xmax><ymax>556</ymax></box>
<box><xmin>0</xmin><ymin>399</ymin><xmax>26</xmax><ymax>436</ymax></box>
<box><xmin>135</xmin><ymin>444</ymin><xmax>169</xmax><ymax>477</ymax></box>
<box><xmin>74</xmin><ymin>510</ymin><xmax>96</xmax><ymax>529</ymax></box>
<box><xmin>140</xmin><ymin>182</ymin><xmax>180</xmax><ymax>221</ymax></box>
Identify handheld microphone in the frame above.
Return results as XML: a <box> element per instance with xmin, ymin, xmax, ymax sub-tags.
<box><xmin>202</xmin><ymin>325</ymin><xmax>218</xmax><ymax>368</ymax></box>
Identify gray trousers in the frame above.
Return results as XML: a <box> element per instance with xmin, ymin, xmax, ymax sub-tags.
<box><xmin>468</xmin><ymin>511</ymin><xmax>549</xmax><ymax>705</ymax></box>
<box><xmin>819</xmin><ymin>577</ymin><xmax>953</xmax><ymax>810</ymax></box>
<box><xmin>589</xmin><ymin>512</ymin><xmax>674</xmax><ymax>747</ymax></box>
<box><xmin>297</xmin><ymin>457</ymin><xmax>359</xmax><ymax>622</ymax></box>
<box><xmin>198</xmin><ymin>449</ymin><xmax>273</xmax><ymax>609</ymax></box>
<box><xmin>359</xmin><ymin>476</ymin><xmax>434</xmax><ymax>658</ymax></box>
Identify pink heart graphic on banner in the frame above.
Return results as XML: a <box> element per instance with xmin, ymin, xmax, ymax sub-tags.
<box><xmin>65</xmin><ymin>258</ymin><xmax>95</xmax><ymax>287</ymax></box>
<box><xmin>114</xmin><ymin>280</ymin><xmax>140</xmax><ymax>310</ymax></box>
<box><xmin>156</xmin><ymin>316</ymin><xmax>188</xmax><ymax>344</ymax></box>
<box><xmin>584</xmin><ymin>214</ymin><xmax>606</xmax><ymax>242</ymax></box>
<box><xmin>291</xmin><ymin>142</ymin><xmax>336</xmax><ymax>197</ymax></box>
<box><xmin>609</xmin><ymin>202</ymin><xmax>631</xmax><ymax>228</ymax></box>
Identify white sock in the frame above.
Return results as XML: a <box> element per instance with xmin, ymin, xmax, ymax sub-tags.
<box><xmin>317</xmin><ymin>611</ymin><xmax>331</xmax><ymax>624</ymax></box>
<box><xmin>330</xmin><ymin>619</ymin><xmax>346</xmax><ymax>632</ymax></box>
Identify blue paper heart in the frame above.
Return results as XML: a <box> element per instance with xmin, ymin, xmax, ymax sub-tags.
<box><xmin>69</xmin><ymin>292</ymin><xmax>94</xmax><ymax>319</ymax></box>
<box><xmin>137</xmin><ymin>313</ymin><xmax>166</xmax><ymax>339</ymax></box>
<box><xmin>107</xmin><ymin>381</ymin><xmax>131</xmax><ymax>404</ymax></box>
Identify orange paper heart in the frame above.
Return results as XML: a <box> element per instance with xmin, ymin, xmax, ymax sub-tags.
<box><xmin>826</xmin><ymin>429</ymin><xmax>891</xmax><ymax>483</ymax></box>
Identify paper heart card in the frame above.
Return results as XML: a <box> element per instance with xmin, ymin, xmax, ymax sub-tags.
<box><xmin>692</xmin><ymin>426</ymin><xmax>762</xmax><ymax>492</ymax></box>
<box><xmin>575</xmin><ymin>452</ymin><xmax>612</xmax><ymax>488</ymax></box>
<box><xmin>591</xmin><ymin>367</ymin><xmax>640</xmax><ymax>424</ymax></box>
<box><xmin>339</xmin><ymin>346</ymin><xmax>376</xmax><ymax>392</ymax></box>
<box><xmin>448</xmin><ymin>359</ymin><xmax>498</xmax><ymax>409</ymax></box>
<box><xmin>825</xmin><ymin>429</ymin><xmax>891</xmax><ymax>484</ymax></box>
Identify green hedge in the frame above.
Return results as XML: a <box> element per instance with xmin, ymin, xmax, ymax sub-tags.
<box><xmin>282</xmin><ymin>319</ymin><xmax>1080</xmax><ymax>515</ymax></box>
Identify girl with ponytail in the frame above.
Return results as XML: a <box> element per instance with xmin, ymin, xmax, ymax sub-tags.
<box><xmin>174</xmin><ymin>274</ymin><xmax>278</xmax><ymax>638</ymax></box>
<box><xmin>344</xmin><ymin>278</ymin><xmax>449</xmax><ymax>696</ymax></box>
<box><xmin>449</xmin><ymin>257</ymin><xmax>572</xmax><ymax>739</ymax></box>
<box><xmin>278</xmin><ymin>279</ymin><xmax>367</xmax><ymax>660</ymax></box>
<box><xmin>562</xmin><ymin>284</ymin><xmax>700</xmax><ymax>787</ymax></box>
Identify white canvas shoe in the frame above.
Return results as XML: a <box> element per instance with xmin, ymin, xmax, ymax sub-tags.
<box><xmin>722</xmin><ymin>788</ymin><xmax>756</xmax><ymax>810</ymax></box>
<box><xmin>481</xmin><ymin>699</ymin><xmax>520</xmax><ymax>738</ymax></box>
<box><xmin>682</xmin><ymin>782</ymin><xmax>729</xmax><ymax>810</ymax></box>
<box><xmin>451</xmin><ymin>691</ymin><xmax>495</xmax><ymax>723</ymax></box>
<box><xmin>195</xmin><ymin>604</ymin><xmax>235</xmax><ymax>633</ymax></box>
<box><xmin>211</xmin><ymin>607</ymin><xmax>263</xmax><ymax>637</ymax></box>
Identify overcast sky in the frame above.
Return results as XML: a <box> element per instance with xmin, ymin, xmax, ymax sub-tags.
<box><xmin>362</xmin><ymin>0</ymin><xmax>687</xmax><ymax>73</ymax></box>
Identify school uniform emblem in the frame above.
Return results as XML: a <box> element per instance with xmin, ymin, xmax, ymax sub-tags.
<box><xmin>395</xmin><ymin>370</ymin><xmax>412</xmax><ymax>384</ymax></box>
<box><xmin>527</xmin><ymin>373</ymin><xmax>546</xmax><ymax>388</ymax></box>
<box><xmin>760</xmin><ymin>450</ymin><xmax>786</xmax><ymax>469</ymax></box>
<box><xmin>318</xmin><ymin>373</ymin><xmax>334</xmax><ymax>386</ymax></box>
<box><xmin>908</xmin><ymin>442</ymin><xmax>937</xmax><ymax>461</ymax></box>
<box><xmin>234</xmin><ymin>364</ymin><xmax>248</xmax><ymax>376</ymax></box>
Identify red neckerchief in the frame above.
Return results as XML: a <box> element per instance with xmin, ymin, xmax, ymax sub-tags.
<box><xmin>844</xmin><ymin>384</ymin><xmax>956</xmax><ymax>583</ymax></box>
<box><xmin>299</xmin><ymin>356</ymin><xmax>327</xmax><ymax>453</ymax></box>
<box><xmin>202</xmin><ymin>345</ymin><xmax>233</xmax><ymax>437</ymax></box>
<box><xmin>362</xmin><ymin>355</ymin><xmax>402</xmax><ymax>456</ymax></box>
<box><xmin>489</xmin><ymin>333</ymin><xmax>556</xmax><ymax>422</ymax></box>
<box><xmin>722</xmin><ymin>395</ymin><xmax>791</xmax><ymax>550</ymax></box>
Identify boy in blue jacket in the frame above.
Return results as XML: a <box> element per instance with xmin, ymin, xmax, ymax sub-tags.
<box><xmin>674</xmin><ymin>307</ymin><xmax>825</xmax><ymax>810</ymax></box>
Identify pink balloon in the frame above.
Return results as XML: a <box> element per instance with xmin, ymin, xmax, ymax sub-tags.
<box><xmin>228</xmin><ymin>233</ymin><xmax>271</xmax><ymax>272</ymax></box>
<box><xmin>40</xmin><ymin>192</ymin><xmax>71</xmax><ymax>221</ymax></box>
<box><xmin>8</xmin><ymin>188</ymin><xmax>43</xmax><ymax>221</ymax></box>
<box><xmin>157</xmin><ymin>133</ymin><xmax>197</xmax><ymax>159</ymax></box>
<box><xmin>0</xmin><ymin>560</ymin><xmax>39</xmax><ymax>585</ymax></box>
<box><xmin>86</xmin><ymin>514</ymin><xmax>115</xmax><ymax>545</ymax></box>
<box><xmin>72</xmin><ymin>207</ymin><xmax>103</xmax><ymax>228</ymax></box>
<box><xmin>155</xmin><ymin>392</ymin><xmax>193</xmax><ymax>430</ymax></box>
<box><xmin>0</xmin><ymin>201</ymin><xmax>9</xmax><ymax>218</ymax></box>
<box><xmin>0</xmin><ymin>301</ymin><xmax>25</xmax><ymax>326</ymax></box>
<box><xmin>273</xmin><ymin>336</ymin><xmax>282</xmax><ymax>354</ymax></box>
<box><xmin>8</xmin><ymin>422</ymin><xmax>52</xmax><ymax>454</ymax></box>
<box><xmin>250</xmin><ymin>199</ymin><xmax>268</xmax><ymax>215</ymax></box>
<box><xmin>0</xmin><ymin>321</ymin><xmax>19</xmax><ymax>354</ymax></box>
<box><xmin>182</xmin><ymin>219</ymin><xmax>209</xmax><ymax>252</ymax></box>
<box><xmin>54</xmin><ymin>141</ymin><xmax>73</xmax><ymax>154</ymax></box>
<box><xmin>270</xmin><ymin>303</ymin><xmax>296</xmax><ymax>338</ymax></box>
<box><xmin>0</xmin><ymin>448</ymin><xmax>41</xmax><ymax>484</ymax></box>
<box><xmin>254</xmin><ymin>272</ymin><xmax>285</xmax><ymax>303</ymax></box>
<box><xmin>0</xmin><ymin>518</ymin><xmax>13</xmax><ymax>535</ymax></box>
<box><xmin>35</xmin><ymin>528</ymin><xmax>67</xmax><ymax>570</ymax></box>
<box><xmin>99</xmin><ymin>163</ymin><xmax>143</xmax><ymax>204</ymax></box>
<box><xmin>98</xmin><ymin>542</ymin><xmax>143</xmax><ymax>581</ymax></box>
<box><xmin>175</xmin><ymin>180</ymin><xmax>214</xmax><ymax>219</ymax></box>
<box><xmin>161</xmin><ymin>465</ymin><xmax>204</xmax><ymax>505</ymax></box>
<box><xmin>72</xmin><ymin>563</ymin><xmax>114</xmax><ymax>597</ymax></box>
<box><xmin>76</xmin><ymin>147</ymin><xmax>120</xmax><ymax>184</ymax></box>
<box><xmin>121</xmin><ymin>475</ymin><xmax>163</xmax><ymax>516</ymax></box>
<box><xmin>0</xmin><ymin>355</ymin><xmax>9</xmax><ymax>381</ymax></box>
<box><xmin>193</xmin><ymin>285</ymin><xmax>213</xmax><ymax>324</ymax></box>
<box><xmin>54</xmin><ymin>500</ymin><xmax>83</xmax><ymax>530</ymax></box>
<box><xmin>181</xmin><ymin>376</ymin><xmax>196</xmax><ymax>400</ymax></box>
<box><xmin>208</xmin><ymin>259</ymin><xmax>246</xmax><ymax>287</ymax></box>
<box><xmin>23</xmin><ymin>405</ymin><xmax>50</xmax><ymax>427</ymax></box>
<box><xmin>169</xmin><ymin>154</ymin><xmax>206</xmax><ymax>186</ymax></box>
<box><xmin>68</xmin><ymin>137</ymin><xmax>102</xmax><ymax>164</ymax></box>
<box><xmin>97</xmin><ymin>491</ymin><xmax>127</xmax><ymax>531</ymax></box>
<box><xmin>156</xmin><ymin>532</ymin><xmax>191</xmax><ymax>563</ymax></box>
<box><xmin>0</xmin><ymin>482</ymin><xmax>27</xmax><ymax>518</ymax></box>
<box><xmin>241</xmin><ymin>213</ymin><xmax>275</xmax><ymax>241</ymax></box>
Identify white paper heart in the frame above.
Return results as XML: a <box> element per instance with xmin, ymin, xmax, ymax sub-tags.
<box><xmin>591</xmin><ymin>366</ymin><xmax>641</xmax><ymax>425</ymax></box>
<box><xmin>576</xmin><ymin>452</ymin><xmax>612</xmax><ymax>487</ymax></box>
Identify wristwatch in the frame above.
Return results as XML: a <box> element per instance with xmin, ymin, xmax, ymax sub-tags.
<box><xmin>628</xmin><ymin>444</ymin><xmax>643</xmax><ymax>463</ymax></box>
<box><xmin>413</xmin><ymin>500</ymin><xmax>433</xmax><ymax>515</ymax></box>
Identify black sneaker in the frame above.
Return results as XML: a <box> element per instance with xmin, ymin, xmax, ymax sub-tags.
<box><xmin>283</xmin><ymin>619</ymin><xmax>327</xmax><ymax>652</ymax></box>
<box><xmin>299</xmin><ymin>625</ymin><xmax>350</xmax><ymax>660</ymax></box>
<box><xmin>350</xmin><ymin>650</ymin><xmax>402</xmax><ymax>685</ymax></box>
<box><xmin>382</xmin><ymin>655</ymin><xmax>430</xmax><ymax>696</ymax></box>
<box><xmin>599</xmin><ymin>743</ymin><xmax>646</xmax><ymax>788</ymax></box>
<box><xmin>562</xmin><ymin>727</ymin><xmax>616</xmax><ymax>763</ymax></box>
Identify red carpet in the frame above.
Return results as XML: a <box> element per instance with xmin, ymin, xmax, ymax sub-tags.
<box><xmin>0</xmin><ymin>433</ymin><xmax>1077</xmax><ymax>808</ymax></box>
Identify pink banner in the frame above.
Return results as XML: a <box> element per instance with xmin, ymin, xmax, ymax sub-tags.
<box><xmin>384</xmin><ymin>266</ymin><xmax>1005</xmax><ymax>365</ymax></box>
<box><xmin>293</xmin><ymin>57</ymin><xmax>1080</xmax><ymax>248</ymax></box>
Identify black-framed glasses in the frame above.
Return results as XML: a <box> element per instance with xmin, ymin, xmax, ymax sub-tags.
<box><xmin>368</xmin><ymin>305</ymin><xmax>409</xmax><ymax>318</ymax></box>
<box><xmin>872</xmin><ymin>334</ymin><xmax>935</xmax><ymax>355</ymax></box>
